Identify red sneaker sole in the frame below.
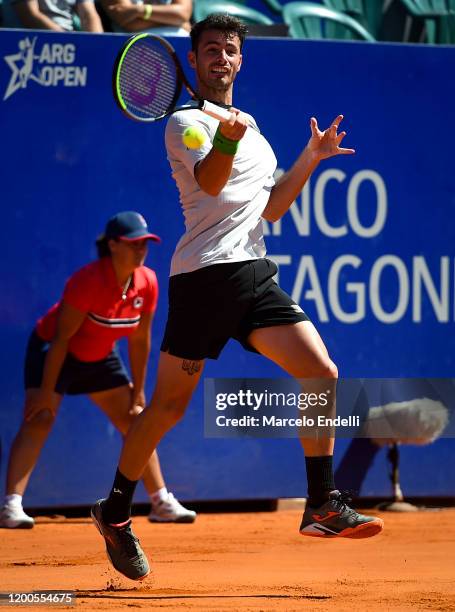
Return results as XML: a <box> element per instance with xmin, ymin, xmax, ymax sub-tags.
<box><xmin>300</xmin><ymin>518</ymin><xmax>384</xmax><ymax>539</ymax></box>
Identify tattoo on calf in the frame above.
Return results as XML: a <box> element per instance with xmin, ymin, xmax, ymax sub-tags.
<box><xmin>182</xmin><ymin>360</ymin><xmax>201</xmax><ymax>375</ymax></box>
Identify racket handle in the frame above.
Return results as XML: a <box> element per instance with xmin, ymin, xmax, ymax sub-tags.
<box><xmin>200</xmin><ymin>100</ymin><xmax>234</xmax><ymax>123</ymax></box>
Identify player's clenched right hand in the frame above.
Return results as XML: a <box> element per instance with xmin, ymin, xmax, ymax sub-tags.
<box><xmin>219</xmin><ymin>107</ymin><xmax>248</xmax><ymax>141</ymax></box>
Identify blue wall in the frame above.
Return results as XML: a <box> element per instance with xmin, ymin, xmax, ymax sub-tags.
<box><xmin>1</xmin><ymin>30</ymin><xmax>454</xmax><ymax>506</ymax></box>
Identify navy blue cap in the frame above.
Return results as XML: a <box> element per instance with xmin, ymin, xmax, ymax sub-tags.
<box><xmin>102</xmin><ymin>211</ymin><xmax>161</xmax><ymax>243</ymax></box>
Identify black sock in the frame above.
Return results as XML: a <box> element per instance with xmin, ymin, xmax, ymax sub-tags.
<box><xmin>305</xmin><ymin>456</ymin><xmax>335</xmax><ymax>508</ymax></box>
<box><xmin>101</xmin><ymin>468</ymin><xmax>138</xmax><ymax>525</ymax></box>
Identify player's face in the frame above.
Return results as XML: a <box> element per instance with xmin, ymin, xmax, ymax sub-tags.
<box><xmin>111</xmin><ymin>238</ymin><xmax>148</xmax><ymax>269</ymax></box>
<box><xmin>188</xmin><ymin>30</ymin><xmax>242</xmax><ymax>98</ymax></box>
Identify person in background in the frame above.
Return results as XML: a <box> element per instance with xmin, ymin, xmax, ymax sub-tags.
<box><xmin>102</xmin><ymin>0</ymin><xmax>191</xmax><ymax>36</ymax></box>
<box><xmin>3</xmin><ymin>0</ymin><xmax>103</xmax><ymax>31</ymax></box>
<box><xmin>0</xmin><ymin>212</ymin><xmax>195</xmax><ymax>529</ymax></box>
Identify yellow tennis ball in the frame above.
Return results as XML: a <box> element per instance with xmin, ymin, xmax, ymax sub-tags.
<box><xmin>182</xmin><ymin>126</ymin><xmax>206</xmax><ymax>149</ymax></box>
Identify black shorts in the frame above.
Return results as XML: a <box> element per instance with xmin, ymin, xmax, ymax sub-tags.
<box><xmin>160</xmin><ymin>258</ymin><xmax>310</xmax><ymax>360</ymax></box>
<box><xmin>24</xmin><ymin>330</ymin><xmax>130</xmax><ymax>395</ymax></box>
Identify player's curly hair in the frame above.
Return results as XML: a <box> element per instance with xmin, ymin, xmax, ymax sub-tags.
<box><xmin>191</xmin><ymin>14</ymin><xmax>248</xmax><ymax>53</ymax></box>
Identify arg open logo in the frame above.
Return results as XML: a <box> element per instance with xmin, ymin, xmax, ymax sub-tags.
<box><xmin>3</xmin><ymin>36</ymin><xmax>87</xmax><ymax>101</ymax></box>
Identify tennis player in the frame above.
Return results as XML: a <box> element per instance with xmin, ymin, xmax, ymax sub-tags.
<box><xmin>92</xmin><ymin>17</ymin><xmax>383</xmax><ymax>580</ymax></box>
<box><xmin>0</xmin><ymin>211</ymin><xmax>195</xmax><ymax>529</ymax></box>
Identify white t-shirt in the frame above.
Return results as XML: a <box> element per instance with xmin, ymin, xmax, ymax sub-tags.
<box><xmin>165</xmin><ymin>108</ymin><xmax>277</xmax><ymax>276</ymax></box>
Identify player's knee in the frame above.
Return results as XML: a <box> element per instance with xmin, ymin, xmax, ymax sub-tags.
<box><xmin>323</xmin><ymin>360</ymin><xmax>338</xmax><ymax>380</ymax></box>
<box><xmin>303</xmin><ymin>358</ymin><xmax>338</xmax><ymax>380</ymax></box>
<box><xmin>162</xmin><ymin>400</ymin><xmax>188</xmax><ymax>424</ymax></box>
<box><xmin>152</xmin><ymin>395</ymin><xmax>189</xmax><ymax>425</ymax></box>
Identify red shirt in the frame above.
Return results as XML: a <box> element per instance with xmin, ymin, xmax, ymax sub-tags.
<box><xmin>36</xmin><ymin>258</ymin><xmax>158</xmax><ymax>362</ymax></box>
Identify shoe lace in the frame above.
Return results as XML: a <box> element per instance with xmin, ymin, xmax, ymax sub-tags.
<box><xmin>116</xmin><ymin>524</ymin><xmax>141</xmax><ymax>557</ymax></box>
<box><xmin>331</xmin><ymin>490</ymin><xmax>357</xmax><ymax>515</ymax></box>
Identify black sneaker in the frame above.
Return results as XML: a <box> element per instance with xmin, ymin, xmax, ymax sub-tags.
<box><xmin>300</xmin><ymin>490</ymin><xmax>384</xmax><ymax>539</ymax></box>
<box><xmin>91</xmin><ymin>499</ymin><xmax>150</xmax><ymax>581</ymax></box>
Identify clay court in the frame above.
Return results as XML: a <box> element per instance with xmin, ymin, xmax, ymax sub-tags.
<box><xmin>1</xmin><ymin>507</ymin><xmax>455</xmax><ymax>611</ymax></box>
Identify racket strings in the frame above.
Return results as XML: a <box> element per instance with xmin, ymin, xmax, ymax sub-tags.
<box><xmin>118</xmin><ymin>39</ymin><xmax>178</xmax><ymax>120</ymax></box>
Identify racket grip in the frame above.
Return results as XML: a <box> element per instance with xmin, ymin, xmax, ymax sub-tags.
<box><xmin>200</xmin><ymin>100</ymin><xmax>234</xmax><ymax>123</ymax></box>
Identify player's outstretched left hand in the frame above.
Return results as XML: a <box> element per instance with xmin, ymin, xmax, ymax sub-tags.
<box><xmin>307</xmin><ymin>115</ymin><xmax>355</xmax><ymax>161</ymax></box>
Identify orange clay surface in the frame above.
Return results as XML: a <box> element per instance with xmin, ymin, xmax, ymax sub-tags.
<box><xmin>1</xmin><ymin>508</ymin><xmax>455</xmax><ymax>611</ymax></box>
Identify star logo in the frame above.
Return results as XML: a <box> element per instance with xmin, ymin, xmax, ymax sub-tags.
<box><xmin>3</xmin><ymin>36</ymin><xmax>44</xmax><ymax>101</ymax></box>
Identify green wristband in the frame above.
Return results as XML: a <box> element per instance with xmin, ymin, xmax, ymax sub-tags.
<box><xmin>213</xmin><ymin>126</ymin><xmax>240</xmax><ymax>156</ymax></box>
<box><xmin>143</xmin><ymin>3</ymin><xmax>153</xmax><ymax>19</ymax></box>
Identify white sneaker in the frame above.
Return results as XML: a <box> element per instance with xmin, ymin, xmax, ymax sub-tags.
<box><xmin>0</xmin><ymin>505</ymin><xmax>35</xmax><ymax>529</ymax></box>
<box><xmin>148</xmin><ymin>493</ymin><xmax>196</xmax><ymax>523</ymax></box>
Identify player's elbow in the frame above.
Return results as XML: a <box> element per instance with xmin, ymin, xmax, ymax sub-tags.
<box><xmin>261</xmin><ymin>209</ymin><xmax>279</xmax><ymax>223</ymax></box>
<box><xmin>204</xmin><ymin>186</ymin><xmax>223</xmax><ymax>197</ymax></box>
<box><xmin>194</xmin><ymin>158</ymin><xmax>231</xmax><ymax>196</ymax></box>
<box><xmin>196</xmin><ymin>177</ymin><xmax>223</xmax><ymax>197</ymax></box>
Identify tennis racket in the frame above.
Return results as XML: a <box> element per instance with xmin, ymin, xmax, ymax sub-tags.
<box><xmin>113</xmin><ymin>33</ymin><xmax>234</xmax><ymax>124</ymax></box>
